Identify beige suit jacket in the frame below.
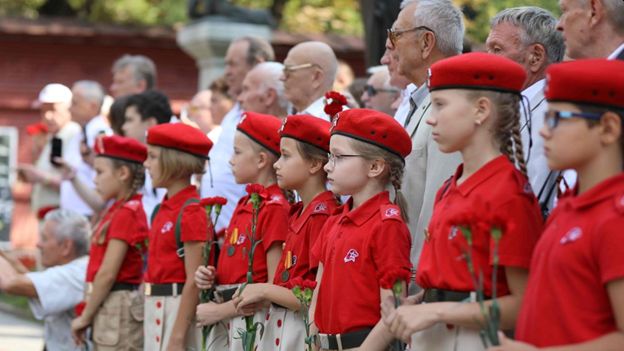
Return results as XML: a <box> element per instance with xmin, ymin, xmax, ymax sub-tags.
<box><xmin>402</xmin><ymin>93</ymin><xmax>462</xmax><ymax>269</ymax></box>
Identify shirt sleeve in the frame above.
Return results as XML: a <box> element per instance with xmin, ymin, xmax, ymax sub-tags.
<box><xmin>26</xmin><ymin>258</ymin><xmax>87</xmax><ymax>319</ymax></box>
<box><xmin>493</xmin><ymin>195</ymin><xmax>543</xmax><ymax>269</ymax></box>
<box><xmin>258</xmin><ymin>203</ymin><xmax>289</xmax><ymax>249</ymax></box>
<box><xmin>180</xmin><ymin>202</ymin><xmax>211</xmax><ymax>243</ymax></box>
<box><xmin>108</xmin><ymin>207</ymin><xmax>140</xmax><ymax>245</ymax></box>
<box><xmin>596</xmin><ymin>216</ymin><xmax>624</xmax><ymax>284</ymax></box>
<box><xmin>371</xmin><ymin>219</ymin><xmax>412</xmax><ymax>284</ymax></box>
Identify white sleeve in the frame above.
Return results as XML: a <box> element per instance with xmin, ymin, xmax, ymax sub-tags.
<box><xmin>26</xmin><ymin>257</ymin><xmax>87</xmax><ymax>319</ymax></box>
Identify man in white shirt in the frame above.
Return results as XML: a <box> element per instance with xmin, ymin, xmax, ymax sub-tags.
<box><xmin>486</xmin><ymin>7</ymin><xmax>565</xmax><ymax>214</ymax></box>
<box><xmin>17</xmin><ymin>84</ymin><xmax>82</xmax><ymax>214</ymax></box>
<box><xmin>557</xmin><ymin>0</ymin><xmax>624</xmax><ymax>60</ymax></box>
<box><xmin>0</xmin><ymin>209</ymin><xmax>90</xmax><ymax>351</ymax></box>
<box><xmin>61</xmin><ymin>80</ymin><xmax>112</xmax><ymax>216</ymax></box>
<box><xmin>281</xmin><ymin>41</ymin><xmax>338</xmax><ymax>121</ymax></box>
<box><xmin>201</xmin><ymin>36</ymin><xmax>275</xmax><ymax>233</ymax></box>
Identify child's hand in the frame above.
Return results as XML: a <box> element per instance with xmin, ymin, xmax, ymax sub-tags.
<box><xmin>380</xmin><ymin>295</ymin><xmax>396</xmax><ymax>323</ymax></box>
<box><xmin>194</xmin><ymin>265</ymin><xmax>215</xmax><ymax>289</ymax></box>
<box><xmin>232</xmin><ymin>283</ymin><xmax>268</xmax><ymax>315</ymax></box>
<box><xmin>196</xmin><ymin>301</ymin><xmax>225</xmax><ymax>326</ymax></box>
<box><xmin>70</xmin><ymin>315</ymin><xmax>91</xmax><ymax>345</ymax></box>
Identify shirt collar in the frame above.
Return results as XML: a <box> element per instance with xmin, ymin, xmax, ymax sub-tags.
<box><xmin>302</xmin><ymin>97</ymin><xmax>330</xmax><ymax>121</ymax></box>
<box><xmin>607</xmin><ymin>42</ymin><xmax>624</xmax><ymax>60</ymax></box>
<box><xmin>562</xmin><ymin>173</ymin><xmax>624</xmax><ymax>210</ymax></box>
<box><xmin>290</xmin><ymin>191</ymin><xmax>336</xmax><ymax>233</ymax></box>
<box><xmin>239</xmin><ymin>183</ymin><xmax>285</xmax><ymax>213</ymax></box>
<box><xmin>410</xmin><ymin>84</ymin><xmax>429</xmax><ymax>108</ymax></box>
<box><xmin>522</xmin><ymin>79</ymin><xmax>545</xmax><ymax>101</ymax></box>
<box><xmin>451</xmin><ymin>155</ymin><xmax>511</xmax><ymax>197</ymax></box>
<box><xmin>340</xmin><ymin>191</ymin><xmax>390</xmax><ymax>226</ymax></box>
<box><xmin>161</xmin><ymin>185</ymin><xmax>198</xmax><ymax>210</ymax></box>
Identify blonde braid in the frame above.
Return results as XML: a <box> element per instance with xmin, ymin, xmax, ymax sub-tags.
<box><xmin>389</xmin><ymin>161</ymin><xmax>410</xmax><ymax>223</ymax></box>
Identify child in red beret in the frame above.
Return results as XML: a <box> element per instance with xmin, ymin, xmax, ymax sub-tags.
<box><xmin>70</xmin><ymin>135</ymin><xmax>149</xmax><ymax>349</ymax></box>
<box><xmin>194</xmin><ymin>112</ymin><xmax>290</xmax><ymax>351</ymax></box>
<box><xmin>230</xmin><ymin>114</ymin><xmax>340</xmax><ymax>351</ymax></box>
<box><xmin>361</xmin><ymin>52</ymin><xmax>544</xmax><ymax>351</ymax></box>
<box><xmin>142</xmin><ymin>123</ymin><xmax>214</xmax><ymax>351</ymax></box>
<box><xmin>308</xmin><ymin>108</ymin><xmax>412</xmax><ymax>350</ymax></box>
<box><xmin>489</xmin><ymin>59</ymin><xmax>624</xmax><ymax>351</ymax></box>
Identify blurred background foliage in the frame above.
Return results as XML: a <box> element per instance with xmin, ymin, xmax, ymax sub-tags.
<box><xmin>0</xmin><ymin>0</ymin><xmax>559</xmax><ymax>42</ymax></box>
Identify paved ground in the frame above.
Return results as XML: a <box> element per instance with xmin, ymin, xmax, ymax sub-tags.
<box><xmin>0</xmin><ymin>309</ymin><xmax>43</xmax><ymax>351</ymax></box>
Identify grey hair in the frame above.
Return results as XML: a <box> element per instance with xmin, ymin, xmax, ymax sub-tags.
<box><xmin>409</xmin><ymin>0</ymin><xmax>465</xmax><ymax>56</ymax></box>
<box><xmin>112</xmin><ymin>54</ymin><xmax>157</xmax><ymax>90</ymax></box>
<box><xmin>256</xmin><ymin>62</ymin><xmax>290</xmax><ymax>112</ymax></box>
<box><xmin>44</xmin><ymin>209</ymin><xmax>91</xmax><ymax>257</ymax></box>
<box><xmin>491</xmin><ymin>7</ymin><xmax>565</xmax><ymax>64</ymax></box>
<box><xmin>601</xmin><ymin>0</ymin><xmax>624</xmax><ymax>34</ymax></box>
<box><xmin>73</xmin><ymin>80</ymin><xmax>106</xmax><ymax>108</ymax></box>
<box><xmin>234</xmin><ymin>36</ymin><xmax>275</xmax><ymax>67</ymax></box>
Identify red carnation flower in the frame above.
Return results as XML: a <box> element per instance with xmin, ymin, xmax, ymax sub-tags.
<box><xmin>323</xmin><ymin>91</ymin><xmax>347</xmax><ymax>118</ymax></box>
<box><xmin>213</xmin><ymin>197</ymin><xmax>227</xmax><ymax>206</ymax></box>
<box><xmin>200</xmin><ymin>197</ymin><xmax>217</xmax><ymax>207</ymax></box>
<box><xmin>245</xmin><ymin>183</ymin><xmax>268</xmax><ymax>199</ymax></box>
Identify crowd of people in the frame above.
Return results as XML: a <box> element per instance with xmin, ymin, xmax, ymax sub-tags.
<box><xmin>1</xmin><ymin>0</ymin><xmax>624</xmax><ymax>350</ymax></box>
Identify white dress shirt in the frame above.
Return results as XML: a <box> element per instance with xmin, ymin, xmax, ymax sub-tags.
<box><xmin>301</xmin><ymin>97</ymin><xmax>331</xmax><ymax>121</ymax></box>
<box><xmin>394</xmin><ymin>83</ymin><xmax>417</xmax><ymax>127</ymax></box>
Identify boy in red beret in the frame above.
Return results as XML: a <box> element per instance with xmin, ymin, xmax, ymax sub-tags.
<box><xmin>70</xmin><ymin>135</ymin><xmax>149</xmax><ymax>350</ymax></box>
<box><xmin>309</xmin><ymin>108</ymin><xmax>412</xmax><ymax>350</ymax></box>
<box><xmin>143</xmin><ymin>123</ymin><xmax>214</xmax><ymax>351</ymax></box>
<box><xmin>361</xmin><ymin>52</ymin><xmax>543</xmax><ymax>351</ymax></box>
<box><xmin>194</xmin><ymin>112</ymin><xmax>290</xmax><ymax>351</ymax></box>
<box><xmin>231</xmin><ymin>114</ymin><xmax>340</xmax><ymax>351</ymax></box>
<box><xmin>490</xmin><ymin>60</ymin><xmax>624</xmax><ymax>350</ymax></box>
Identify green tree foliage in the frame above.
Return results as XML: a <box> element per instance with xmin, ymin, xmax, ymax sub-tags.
<box><xmin>0</xmin><ymin>0</ymin><xmax>560</xmax><ymax>42</ymax></box>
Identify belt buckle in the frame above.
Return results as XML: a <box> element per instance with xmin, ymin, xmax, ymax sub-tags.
<box><xmin>145</xmin><ymin>283</ymin><xmax>152</xmax><ymax>296</ymax></box>
<box><xmin>172</xmin><ymin>283</ymin><xmax>178</xmax><ymax>297</ymax></box>
<box><xmin>318</xmin><ymin>334</ymin><xmax>330</xmax><ymax>349</ymax></box>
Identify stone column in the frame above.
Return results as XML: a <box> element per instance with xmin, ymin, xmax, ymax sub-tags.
<box><xmin>177</xmin><ymin>17</ymin><xmax>272</xmax><ymax>90</ymax></box>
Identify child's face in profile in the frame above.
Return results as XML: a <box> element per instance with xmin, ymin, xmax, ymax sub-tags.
<box><xmin>230</xmin><ymin>131</ymin><xmax>262</xmax><ymax>184</ymax></box>
<box><xmin>324</xmin><ymin>135</ymin><xmax>370</xmax><ymax>196</ymax></box>
<box><xmin>144</xmin><ymin>145</ymin><xmax>164</xmax><ymax>187</ymax></box>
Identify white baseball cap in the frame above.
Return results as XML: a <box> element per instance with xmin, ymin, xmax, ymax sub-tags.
<box><xmin>34</xmin><ymin>83</ymin><xmax>73</xmax><ymax>107</ymax></box>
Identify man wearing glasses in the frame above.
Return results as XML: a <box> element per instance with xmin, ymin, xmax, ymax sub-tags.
<box><xmin>361</xmin><ymin>66</ymin><xmax>400</xmax><ymax>116</ymax></box>
<box><xmin>387</xmin><ymin>0</ymin><xmax>464</xmax><ymax>272</ymax></box>
<box><xmin>280</xmin><ymin>41</ymin><xmax>338</xmax><ymax>121</ymax></box>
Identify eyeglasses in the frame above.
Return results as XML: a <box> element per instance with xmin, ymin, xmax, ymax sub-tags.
<box><xmin>282</xmin><ymin>63</ymin><xmax>319</xmax><ymax>78</ymax></box>
<box><xmin>387</xmin><ymin>25</ymin><xmax>435</xmax><ymax>47</ymax></box>
<box><xmin>365</xmin><ymin>85</ymin><xmax>399</xmax><ymax>97</ymax></box>
<box><xmin>326</xmin><ymin>153</ymin><xmax>365</xmax><ymax>167</ymax></box>
<box><xmin>544</xmin><ymin>110</ymin><xmax>603</xmax><ymax>130</ymax></box>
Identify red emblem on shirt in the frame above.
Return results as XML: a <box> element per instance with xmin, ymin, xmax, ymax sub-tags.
<box><xmin>560</xmin><ymin>227</ymin><xmax>582</xmax><ymax>244</ymax></box>
<box><xmin>344</xmin><ymin>249</ymin><xmax>359</xmax><ymax>263</ymax></box>
<box><xmin>161</xmin><ymin>221</ymin><xmax>173</xmax><ymax>234</ymax></box>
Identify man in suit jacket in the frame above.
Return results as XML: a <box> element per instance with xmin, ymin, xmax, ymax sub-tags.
<box><xmin>556</xmin><ymin>0</ymin><xmax>624</xmax><ymax>60</ymax></box>
<box><xmin>486</xmin><ymin>7</ymin><xmax>565</xmax><ymax>215</ymax></box>
<box><xmin>388</xmin><ymin>0</ymin><xmax>464</xmax><ymax>269</ymax></box>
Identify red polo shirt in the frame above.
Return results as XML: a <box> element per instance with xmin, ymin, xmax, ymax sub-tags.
<box><xmin>313</xmin><ymin>191</ymin><xmax>411</xmax><ymax>334</ymax></box>
<box><xmin>216</xmin><ymin>184</ymin><xmax>289</xmax><ymax>284</ymax></box>
<box><xmin>516</xmin><ymin>173</ymin><xmax>624</xmax><ymax>347</ymax></box>
<box><xmin>146</xmin><ymin>186</ymin><xmax>210</xmax><ymax>284</ymax></box>
<box><xmin>273</xmin><ymin>191</ymin><xmax>339</xmax><ymax>287</ymax></box>
<box><xmin>416</xmin><ymin>156</ymin><xmax>542</xmax><ymax>297</ymax></box>
<box><xmin>86</xmin><ymin>194</ymin><xmax>148</xmax><ymax>284</ymax></box>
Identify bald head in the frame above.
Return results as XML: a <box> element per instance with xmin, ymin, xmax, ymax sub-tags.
<box><xmin>281</xmin><ymin>41</ymin><xmax>338</xmax><ymax>112</ymax></box>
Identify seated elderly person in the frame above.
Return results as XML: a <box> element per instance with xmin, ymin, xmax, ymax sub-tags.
<box><xmin>0</xmin><ymin>209</ymin><xmax>90</xmax><ymax>351</ymax></box>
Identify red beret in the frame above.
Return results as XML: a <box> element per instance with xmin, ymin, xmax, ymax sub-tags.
<box><xmin>428</xmin><ymin>52</ymin><xmax>526</xmax><ymax>94</ymax></box>
<box><xmin>545</xmin><ymin>59</ymin><xmax>624</xmax><ymax>110</ymax></box>
<box><xmin>94</xmin><ymin>135</ymin><xmax>147</xmax><ymax>164</ymax></box>
<box><xmin>146</xmin><ymin>123</ymin><xmax>213</xmax><ymax>159</ymax></box>
<box><xmin>279</xmin><ymin>114</ymin><xmax>331</xmax><ymax>152</ymax></box>
<box><xmin>237</xmin><ymin>112</ymin><xmax>282</xmax><ymax>156</ymax></box>
<box><xmin>331</xmin><ymin>108</ymin><xmax>412</xmax><ymax>160</ymax></box>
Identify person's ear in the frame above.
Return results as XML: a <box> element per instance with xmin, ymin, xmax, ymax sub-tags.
<box><xmin>599</xmin><ymin>111</ymin><xmax>623</xmax><ymax>146</ymax></box>
<box><xmin>420</xmin><ymin>31</ymin><xmax>437</xmax><ymax>60</ymax></box>
<box><xmin>144</xmin><ymin>117</ymin><xmax>158</xmax><ymax>127</ymax></box>
<box><xmin>264</xmin><ymin>88</ymin><xmax>277</xmax><ymax>108</ymax></box>
<box><xmin>368</xmin><ymin>159</ymin><xmax>386</xmax><ymax>178</ymax></box>
<box><xmin>474</xmin><ymin>96</ymin><xmax>493</xmax><ymax>126</ymax></box>
<box><xmin>257</xmin><ymin>150</ymin><xmax>274</xmax><ymax>170</ymax></box>
<box><xmin>59</xmin><ymin>238</ymin><xmax>74</xmax><ymax>258</ymax></box>
<box><xmin>116</xmin><ymin>164</ymin><xmax>132</xmax><ymax>183</ymax></box>
<box><xmin>528</xmin><ymin>44</ymin><xmax>547</xmax><ymax>73</ymax></box>
<box><xmin>308</xmin><ymin>158</ymin><xmax>325</xmax><ymax>175</ymax></box>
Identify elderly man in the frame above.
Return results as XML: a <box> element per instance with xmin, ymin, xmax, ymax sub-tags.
<box><xmin>0</xmin><ymin>209</ymin><xmax>90</xmax><ymax>351</ymax></box>
<box><xmin>202</xmin><ymin>36</ymin><xmax>275</xmax><ymax>232</ymax></box>
<box><xmin>380</xmin><ymin>42</ymin><xmax>415</xmax><ymax>126</ymax></box>
<box><xmin>110</xmin><ymin>54</ymin><xmax>157</xmax><ymax>98</ymax></box>
<box><xmin>486</xmin><ymin>7</ymin><xmax>565</xmax><ymax>215</ymax></box>
<box><xmin>61</xmin><ymin>80</ymin><xmax>112</xmax><ymax>216</ymax></box>
<box><xmin>17</xmin><ymin>84</ymin><xmax>82</xmax><ymax>215</ymax></box>
<box><xmin>390</xmin><ymin>0</ymin><xmax>464</xmax><ymax>268</ymax></box>
<box><xmin>281</xmin><ymin>41</ymin><xmax>338</xmax><ymax>120</ymax></box>
<box><xmin>361</xmin><ymin>66</ymin><xmax>400</xmax><ymax>116</ymax></box>
<box><xmin>238</xmin><ymin>61</ymin><xmax>289</xmax><ymax>118</ymax></box>
<box><xmin>557</xmin><ymin>0</ymin><xmax>624</xmax><ymax>59</ymax></box>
